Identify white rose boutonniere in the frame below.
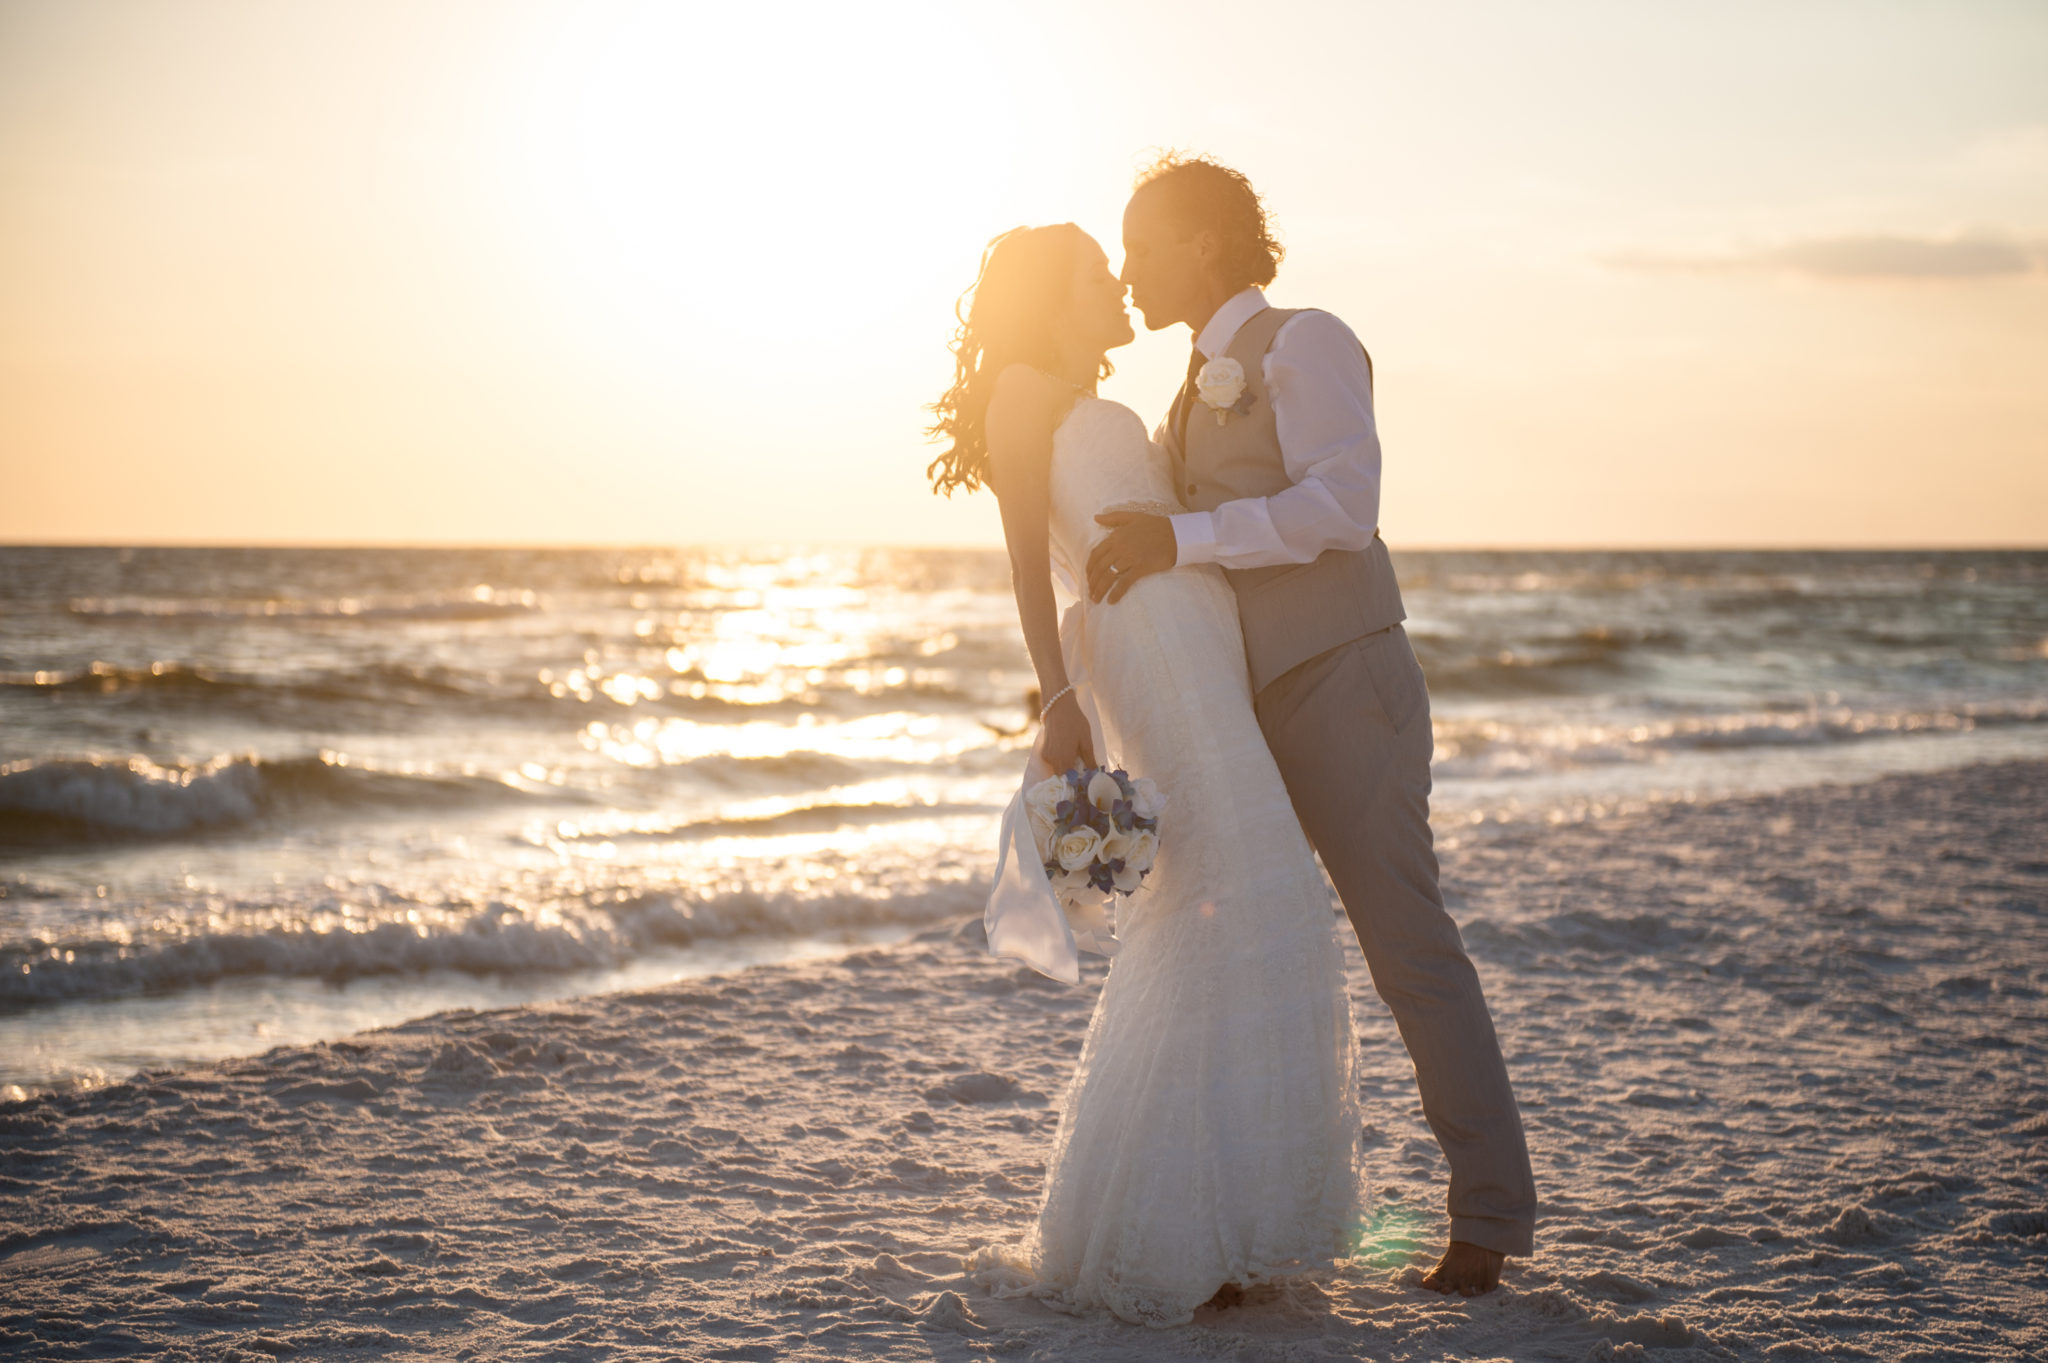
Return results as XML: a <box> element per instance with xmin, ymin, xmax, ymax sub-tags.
<box><xmin>1195</xmin><ymin>357</ymin><xmax>1254</xmax><ymax>425</ymax></box>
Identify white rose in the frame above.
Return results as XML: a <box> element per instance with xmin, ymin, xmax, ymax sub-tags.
<box><xmin>1196</xmin><ymin>357</ymin><xmax>1246</xmax><ymax>411</ymax></box>
<box><xmin>1128</xmin><ymin>778</ymin><xmax>1166</xmax><ymax>821</ymax></box>
<box><xmin>1086</xmin><ymin>770</ymin><xmax>1123</xmax><ymax>812</ymax></box>
<box><xmin>1023</xmin><ymin>776</ymin><xmax>1066</xmax><ymax>850</ymax></box>
<box><xmin>1056</xmin><ymin>865</ymin><xmax>1098</xmax><ymax>902</ymax></box>
<box><xmin>1121</xmin><ymin>829</ymin><xmax>1159</xmax><ymax>873</ymax></box>
<box><xmin>1054</xmin><ymin>826</ymin><xmax>1104</xmax><ymax>872</ymax></box>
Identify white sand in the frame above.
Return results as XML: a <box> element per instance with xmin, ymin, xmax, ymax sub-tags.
<box><xmin>2</xmin><ymin>761</ymin><xmax>2044</xmax><ymax>1361</ymax></box>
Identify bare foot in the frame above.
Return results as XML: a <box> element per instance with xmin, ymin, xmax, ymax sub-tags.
<box><xmin>1201</xmin><ymin>1281</ymin><xmax>1246</xmax><ymax>1310</ymax></box>
<box><xmin>1420</xmin><ymin>1240</ymin><xmax>1504</xmax><ymax>1297</ymax></box>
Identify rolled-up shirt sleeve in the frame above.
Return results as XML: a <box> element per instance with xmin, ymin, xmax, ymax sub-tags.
<box><xmin>1168</xmin><ymin>309</ymin><xmax>1382</xmax><ymax>569</ymax></box>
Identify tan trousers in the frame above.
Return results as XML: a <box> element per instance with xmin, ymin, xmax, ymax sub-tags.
<box><xmin>1254</xmin><ymin>624</ymin><xmax>1537</xmax><ymax>1257</ymax></box>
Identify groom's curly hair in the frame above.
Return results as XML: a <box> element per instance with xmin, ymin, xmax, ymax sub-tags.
<box><xmin>1133</xmin><ymin>151</ymin><xmax>1284</xmax><ymax>290</ymax></box>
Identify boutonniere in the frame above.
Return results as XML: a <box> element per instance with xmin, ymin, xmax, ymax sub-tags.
<box><xmin>1195</xmin><ymin>357</ymin><xmax>1255</xmax><ymax>425</ymax></box>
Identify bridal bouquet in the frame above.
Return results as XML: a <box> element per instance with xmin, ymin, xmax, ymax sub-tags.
<box><xmin>1023</xmin><ymin>766</ymin><xmax>1166</xmax><ymax>906</ymax></box>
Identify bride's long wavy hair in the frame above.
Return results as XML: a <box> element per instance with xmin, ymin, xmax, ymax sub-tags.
<box><xmin>926</xmin><ymin>223</ymin><xmax>1114</xmax><ymax>497</ymax></box>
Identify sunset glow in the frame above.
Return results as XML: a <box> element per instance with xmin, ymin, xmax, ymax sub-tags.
<box><xmin>2</xmin><ymin>0</ymin><xmax>2043</xmax><ymax>548</ymax></box>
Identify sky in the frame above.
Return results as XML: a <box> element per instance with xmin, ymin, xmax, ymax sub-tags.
<box><xmin>2</xmin><ymin>0</ymin><xmax>2044</xmax><ymax>549</ymax></box>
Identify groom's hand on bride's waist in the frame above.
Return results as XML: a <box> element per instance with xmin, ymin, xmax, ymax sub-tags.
<box><xmin>1088</xmin><ymin>512</ymin><xmax>1177</xmax><ymax>604</ymax></box>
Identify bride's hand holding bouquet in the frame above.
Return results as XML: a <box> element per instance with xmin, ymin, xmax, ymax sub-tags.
<box><xmin>1036</xmin><ymin>684</ymin><xmax>1096</xmax><ymax>774</ymax></box>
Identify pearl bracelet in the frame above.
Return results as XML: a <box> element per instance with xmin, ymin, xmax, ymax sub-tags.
<box><xmin>1039</xmin><ymin>683</ymin><xmax>1074</xmax><ymax>720</ymax></box>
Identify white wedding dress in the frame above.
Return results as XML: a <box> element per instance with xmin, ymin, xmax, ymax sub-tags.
<box><xmin>969</xmin><ymin>396</ymin><xmax>1366</xmax><ymax>1327</ymax></box>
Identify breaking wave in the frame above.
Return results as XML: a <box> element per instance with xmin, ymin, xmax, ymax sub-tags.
<box><xmin>0</xmin><ymin>752</ymin><xmax>558</xmax><ymax>848</ymax></box>
<box><xmin>0</xmin><ymin>881</ymin><xmax>985</xmax><ymax>1009</ymax></box>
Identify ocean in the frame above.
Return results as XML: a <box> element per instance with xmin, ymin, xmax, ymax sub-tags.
<box><xmin>4</xmin><ymin>545</ymin><xmax>2045</xmax><ymax>1095</ymax></box>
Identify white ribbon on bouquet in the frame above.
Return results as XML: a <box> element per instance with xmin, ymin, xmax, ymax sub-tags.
<box><xmin>983</xmin><ymin>596</ymin><xmax>1120</xmax><ymax>984</ymax></box>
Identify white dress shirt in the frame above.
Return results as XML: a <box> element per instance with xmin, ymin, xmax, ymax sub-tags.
<box><xmin>1162</xmin><ymin>287</ymin><xmax>1383</xmax><ymax>570</ymax></box>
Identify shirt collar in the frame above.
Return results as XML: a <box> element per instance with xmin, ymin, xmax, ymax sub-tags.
<box><xmin>1193</xmin><ymin>287</ymin><xmax>1269</xmax><ymax>359</ymax></box>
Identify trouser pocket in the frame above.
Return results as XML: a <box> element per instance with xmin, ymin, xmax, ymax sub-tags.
<box><xmin>1356</xmin><ymin>627</ymin><xmax>1427</xmax><ymax>737</ymax></box>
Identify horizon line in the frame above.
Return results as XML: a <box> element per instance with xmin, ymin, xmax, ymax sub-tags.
<box><xmin>2</xmin><ymin>539</ymin><xmax>2046</xmax><ymax>554</ymax></box>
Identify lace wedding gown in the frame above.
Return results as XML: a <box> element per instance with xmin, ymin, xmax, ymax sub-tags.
<box><xmin>968</xmin><ymin>396</ymin><xmax>1366</xmax><ymax>1327</ymax></box>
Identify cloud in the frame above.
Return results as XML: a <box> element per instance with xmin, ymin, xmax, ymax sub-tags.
<box><xmin>1610</xmin><ymin>230</ymin><xmax>2048</xmax><ymax>281</ymax></box>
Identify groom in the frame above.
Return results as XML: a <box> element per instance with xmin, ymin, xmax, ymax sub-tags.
<box><xmin>1088</xmin><ymin>153</ymin><xmax>1537</xmax><ymax>1296</ymax></box>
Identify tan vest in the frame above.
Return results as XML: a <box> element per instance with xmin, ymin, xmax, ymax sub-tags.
<box><xmin>1176</xmin><ymin>305</ymin><xmax>1407</xmax><ymax>693</ymax></box>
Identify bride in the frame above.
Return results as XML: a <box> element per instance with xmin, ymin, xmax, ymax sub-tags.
<box><xmin>926</xmin><ymin>223</ymin><xmax>1366</xmax><ymax>1327</ymax></box>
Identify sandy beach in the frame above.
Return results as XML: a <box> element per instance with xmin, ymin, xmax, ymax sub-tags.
<box><xmin>3</xmin><ymin>759</ymin><xmax>2044</xmax><ymax>1361</ymax></box>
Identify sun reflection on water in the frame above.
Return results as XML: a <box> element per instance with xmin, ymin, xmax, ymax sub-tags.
<box><xmin>580</xmin><ymin>711</ymin><xmax>986</xmax><ymax>769</ymax></box>
<box><xmin>16</xmin><ymin>545</ymin><xmax>2044</xmax><ymax>1101</ymax></box>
